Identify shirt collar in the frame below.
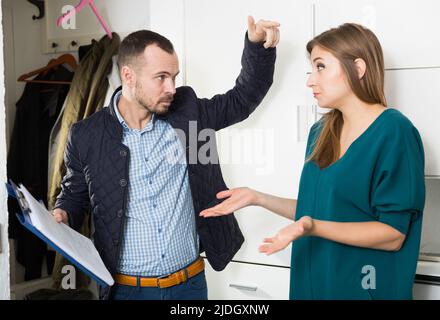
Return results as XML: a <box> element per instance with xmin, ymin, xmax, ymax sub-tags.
<box><xmin>113</xmin><ymin>90</ymin><xmax>156</xmax><ymax>133</ymax></box>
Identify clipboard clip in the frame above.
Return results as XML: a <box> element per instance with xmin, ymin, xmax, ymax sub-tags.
<box><xmin>7</xmin><ymin>180</ymin><xmax>31</xmax><ymax>213</ymax></box>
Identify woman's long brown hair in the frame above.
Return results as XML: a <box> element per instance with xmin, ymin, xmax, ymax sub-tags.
<box><xmin>306</xmin><ymin>23</ymin><xmax>387</xmax><ymax>169</ymax></box>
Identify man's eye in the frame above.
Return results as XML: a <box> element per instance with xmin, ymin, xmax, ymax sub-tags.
<box><xmin>157</xmin><ymin>75</ymin><xmax>166</xmax><ymax>80</ymax></box>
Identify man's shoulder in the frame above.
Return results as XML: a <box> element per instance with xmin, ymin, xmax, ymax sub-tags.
<box><xmin>166</xmin><ymin>86</ymin><xmax>198</xmax><ymax>115</ymax></box>
<box><xmin>175</xmin><ymin>86</ymin><xmax>197</xmax><ymax>100</ymax></box>
<box><xmin>71</xmin><ymin>108</ymin><xmax>108</xmax><ymax>134</ymax></box>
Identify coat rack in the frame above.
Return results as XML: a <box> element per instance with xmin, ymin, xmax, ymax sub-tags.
<box><xmin>56</xmin><ymin>0</ymin><xmax>112</xmax><ymax>39</ymax></box>
<box><xmin>42</xmin><ymin>0</ymin><xmax>112</xmax><ymax>54</ymax></box>
<box><xmin>27</xmin><ymin>0</ymin><xmax>45</xmax><ymax>20</ymax></box>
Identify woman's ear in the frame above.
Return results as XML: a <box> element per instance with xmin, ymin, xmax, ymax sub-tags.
<box><xmin>354</xmin><ymin>58</ymin><xmax>367</xmax><ymax>80</ymax></box>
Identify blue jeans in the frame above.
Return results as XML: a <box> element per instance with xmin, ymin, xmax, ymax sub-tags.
<box><xmin>110</xmin><ymin>271</ymin><xmax>208</xmax><ymax>300</ymax></box>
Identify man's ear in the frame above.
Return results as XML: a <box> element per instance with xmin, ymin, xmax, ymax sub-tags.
<box><xmin>354</xmin><ymin>58</ymin><xmax>367</xmax><ymax>80</ymax></box>
<box><xmin>120</xmin><ymin>65</ymin><xmax>136</xmax><ymax>87</ymax></box>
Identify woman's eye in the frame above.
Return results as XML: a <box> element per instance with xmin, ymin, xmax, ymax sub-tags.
<box><xmin>317</xmin><ymin>64</ymin><xmax>325</xmax><ymax>71</ymax></box>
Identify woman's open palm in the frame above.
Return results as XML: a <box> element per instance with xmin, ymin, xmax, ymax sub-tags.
<box><xmin>259</xmin><ymin>216</ymin><xmax>313</xmax><ymax>255</ymax></box>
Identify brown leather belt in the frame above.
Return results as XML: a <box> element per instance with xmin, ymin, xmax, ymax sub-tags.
<box><xmin>114</xmin><ymin>257</ymin><xmax>204</xmax><ymax>288</ymax></box>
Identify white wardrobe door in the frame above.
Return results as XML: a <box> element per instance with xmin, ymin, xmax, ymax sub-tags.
<box><xmin>205</xmin><ymin>260</ymin><xmax>290</xmax><ymax>300</ymax></box>
<box><xmin>185</xmin><ymin>0</ymin><xmax>314</xmax><ymax>267</ymax></box>
<box><xmin>385</xmin><ymin>68</ymin><xmax>440</xmax><ymax>177</ymax></box>
<box><xmin>413</xmin><ymin>282</ymin><xmax>440</xmax><ymax>300</ymax></box>
<box><xmin>313</xmin><ymin>0</ymin><xmax>440</xmax><ymax>69</ymax></box>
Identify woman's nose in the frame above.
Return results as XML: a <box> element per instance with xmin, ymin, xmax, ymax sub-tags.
<box><xmin>306</xmin><ymin>73</ymin><xmax>315</xmax><ymax>88</ymax></box>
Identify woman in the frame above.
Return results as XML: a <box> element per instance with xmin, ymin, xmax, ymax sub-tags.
<box><xmin>199</xmin><ymin>23</ymin><xmax>425</xmax><ymax>300</ymax></box>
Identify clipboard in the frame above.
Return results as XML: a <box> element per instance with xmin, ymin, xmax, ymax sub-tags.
<box><xmin>6</xmin><ymin>181</ymin><xmax>114</xmax><ymax>288</ymax></box>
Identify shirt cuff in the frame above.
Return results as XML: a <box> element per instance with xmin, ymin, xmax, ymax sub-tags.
<box><xmin>244</xmin><ymin>31</ymin><xmax>276</xmax><ymax>55</ymax></box>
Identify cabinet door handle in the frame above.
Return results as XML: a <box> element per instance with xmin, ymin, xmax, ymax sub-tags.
<box><xmin>229</xmin><ymin>284</ymin><xmax>258</xmax><ymax>292</ymax></box>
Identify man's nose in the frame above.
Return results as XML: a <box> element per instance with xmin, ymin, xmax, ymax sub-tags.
<box><xmin>165</xmin><ymin>79</ymin><xmax>176</xmax><ymax>95</ymax></box>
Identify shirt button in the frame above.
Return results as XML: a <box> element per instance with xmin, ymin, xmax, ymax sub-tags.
<box><xmin>120</xmin><ymin>150</ymin><xmax>127</xmax><ymax>157</ymax></box>
<box><xmin>117</xmin><ymin>209</ymin><xmax>123</xmax><ymax>218</ymax></box>
<box><xmin>119</xmin><ymin>179</ymin><xmax>127</xmax><ymax>187</ymax></box>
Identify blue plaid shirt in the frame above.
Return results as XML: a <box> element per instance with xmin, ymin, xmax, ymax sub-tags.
<box><xmin>113</xmin><ymin>91</ymin><xmax>199</xmax><ymax>276</ymax></box>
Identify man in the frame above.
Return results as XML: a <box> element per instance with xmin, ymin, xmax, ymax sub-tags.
<box><xmin>53</xmin><ymin>16</ymin><xmax>279</xmax><ymax>300</ymax></box>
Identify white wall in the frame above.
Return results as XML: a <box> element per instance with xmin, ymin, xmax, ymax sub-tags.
<box><xmin>0</xmin><ymin>0</ymin><xmax>11</xmax><ymax>300</ymax></box>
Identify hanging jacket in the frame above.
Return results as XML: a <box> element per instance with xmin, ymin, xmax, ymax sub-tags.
<box><xmin>7</xmin><ymin>66</ymin><xmax>73</xmax><ymax>280</ymax></box>
<box><xmin>47</xmin><ymin>33</ymin><xmax>121</xmax><ymax>289</ymax></box>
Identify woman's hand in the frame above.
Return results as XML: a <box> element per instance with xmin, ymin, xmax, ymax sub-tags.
<box><xmin>199</xmin><ymin>187</ymin><xmax>258</xmax><ymax>217</ymax></box>
<box><xmin>259</xmin><ymin>216</ymin><xmax>313</xmax><ymax>255</ymax></box>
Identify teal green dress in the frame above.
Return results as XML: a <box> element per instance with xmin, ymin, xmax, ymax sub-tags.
<box><xmin>291</xmin><ymin>108</ymin><xmax>425</xmax><ymax>300</ymax></box>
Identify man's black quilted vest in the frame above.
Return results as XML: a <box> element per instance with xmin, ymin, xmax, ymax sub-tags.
<box><xmin>55</xmin><ymin>34</ymin><xmax>276</xmax><ymax>299</ymax></box>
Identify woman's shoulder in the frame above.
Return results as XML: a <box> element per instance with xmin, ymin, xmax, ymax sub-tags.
<box><xmin>380</xmin><ymin>108</ymin><xmax>416</xmax><ymax>131</ymax></box>
<box><xmin>377</xmin><ymin>108</ymin><xmax>424</xmax><ymax>151</ymax></box>
<box><xmin>374</xmin><ymin>108</ymin><xmax>421</xmax><ymax>140</ymax></box>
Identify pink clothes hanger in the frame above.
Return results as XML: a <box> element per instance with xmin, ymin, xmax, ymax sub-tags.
<box><xmin>57</xmin><ymin>0</ymin><xmax>113</xmax><ymax>39</ymax></box>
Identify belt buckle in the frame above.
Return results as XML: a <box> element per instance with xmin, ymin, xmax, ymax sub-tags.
<box><xmin>156</xmin><ymin>273</ymin><xmax>171</xmax><ymax>288</ymax></box>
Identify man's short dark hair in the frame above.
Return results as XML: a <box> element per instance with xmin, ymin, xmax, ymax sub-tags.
<box><xmin>117</xmin><ymin>30</ymin><xmax>175</xmax><ymax>70</ymax></box>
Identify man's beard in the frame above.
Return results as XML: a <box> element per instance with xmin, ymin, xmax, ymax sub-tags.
<box><xmin>134</xmin><ymin>87</ymin><xmax>173</xmax><ymax>115</ymax></box>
